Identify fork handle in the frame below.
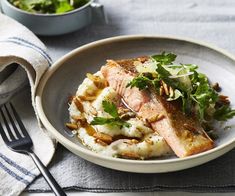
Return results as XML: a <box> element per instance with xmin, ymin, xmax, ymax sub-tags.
<box><xmin>27</xmin><ymin>151</ymin><xmax>67</xmax><ymax>196</ymax></box>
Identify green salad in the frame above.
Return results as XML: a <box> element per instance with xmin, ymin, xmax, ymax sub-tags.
<box><xmin>9</xmin><ymin>0</ymin><xmax>88</xmax><ymax>14</ymax></box>
<box><xmin>127</xmin><ymin>52</ymin><xmax>235</xmax><ymax>124</ymax></box>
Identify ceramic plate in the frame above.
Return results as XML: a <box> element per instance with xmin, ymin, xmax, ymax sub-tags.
<box><xmin>36</xmin><ymin>35</ymin><xmax>235</xmax><ymax>173</ymax></box>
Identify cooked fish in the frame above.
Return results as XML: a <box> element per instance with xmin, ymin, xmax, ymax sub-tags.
<box><xmin>101</xmin><ymin>58</ymin><xmax>214</xmax><ymax>157</ymax></box>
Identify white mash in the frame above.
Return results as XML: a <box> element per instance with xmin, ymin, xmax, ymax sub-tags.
<box><xmin>68</xmin><ymin>72</ymin><xmax>172</xmax><ymax>159</ymax></box>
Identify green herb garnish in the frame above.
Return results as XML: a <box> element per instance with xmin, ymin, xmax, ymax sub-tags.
<box><xmin>213</xmin><ymin>105</ymin><xmax>235</xmax><ymax>121</ymax></box>
<box><xmin>91</xmin><ymin>100</ymin><xmax>131</xmax><ymax>128</ymax></box>
<box><xmin>152</xmin><ymin>52</ymin><xmax>176</xmax><ymax>65</ymax></box>
<box><xmin>126</xmin><ymin>75</ymin><xmax>153</xmax><ymax>90</ymax></box>
<box><xmin>9</xmin><ymin>0</ymin><xmax>88</xmax><ymax>14</ymax></box>
<box><xmin>127</xmin><ymin>51</ymin><xmax>235</xmax><ymax>122</ymax></box>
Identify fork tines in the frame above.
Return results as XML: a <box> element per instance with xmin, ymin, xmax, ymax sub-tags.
<box><xmin>0</xmin><ymin>103</ymin><xmax>30</xmax><ymax>143</ymax></box>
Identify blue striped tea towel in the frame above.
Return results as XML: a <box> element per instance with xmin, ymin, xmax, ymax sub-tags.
<box><xmin>0</xmin><ymin>13</ymin><xmax>55</xmax><ymax>196</ymax></box>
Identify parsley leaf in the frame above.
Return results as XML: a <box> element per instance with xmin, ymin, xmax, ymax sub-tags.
<box><xmin>213</xmin><ymin>105</ymin><xmax>235</xmax><ymax>121</ymax></box>
<box><xmin>192</xmin><ymin>83</ymin><xmax>218</xmax><ymax>120</ymax></box>
<box><xmin>152</xmin><ymin>52</ymin><xmax>177</xmax><ymax>65</ymax></box>
<box><xmin>156</xmin><ymin>64</ymin><xmax>178</xmax><ymax>89</ymax></box>
<box><xmin>126</xmin><ymin>76</ymin><xmax>152</xmax><ymax>90</ymax></box>
<box><xmin>127</xmin><ymin>51</ymin><xmax>235</xmax><ymax>122</ymax></box>
<box><xmin>102</xmin><ymin>100</ymin><xmax>119</xmax><ymax>118</ymax></box>
<box><xmin>90</xmin><ymin>100</ymin><xmax>131</xmax><ymax>128</ymax></box>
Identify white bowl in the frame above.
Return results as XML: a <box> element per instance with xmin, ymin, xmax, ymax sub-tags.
<box><xmin>36</xmin><ymin>35</ymin><xmax>235</xmax><ymax>173</ymax></box>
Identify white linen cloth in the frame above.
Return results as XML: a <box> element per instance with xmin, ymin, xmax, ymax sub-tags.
<box><xmin>0</xmin><ymin>13</ymin><xmax>55</xmax><ymax>196</ymax></box>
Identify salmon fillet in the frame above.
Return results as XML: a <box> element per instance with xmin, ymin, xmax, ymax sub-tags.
<box><xmin>101</xmin><ymin>58</ymin><xmax>214</xmax><ymax>157</ymax></box>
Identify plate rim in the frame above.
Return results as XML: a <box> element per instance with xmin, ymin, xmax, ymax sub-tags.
<box><xmin>35</xmin><ymin>35</ymin><xmax>235</xmax><ymax>169</ymax></box>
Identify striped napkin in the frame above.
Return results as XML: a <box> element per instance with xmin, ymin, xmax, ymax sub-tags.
<box><xmin>0</xmin><ymin>13</ymin><xmax>55</xmax><ymax>196</ymax></box>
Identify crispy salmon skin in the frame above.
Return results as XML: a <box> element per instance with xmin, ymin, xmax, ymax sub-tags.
<box><xmin>101</xmin><ymin>58</ymin><xmax>214</xmax><ymax>158</ymax></box>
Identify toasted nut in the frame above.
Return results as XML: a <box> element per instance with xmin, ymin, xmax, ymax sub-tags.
<box><xmin>148</xmin><ymin>115</ymin><xmax>159</xmax><ymax>123</ymax></box>
<box><xmin>66</xmin><ymin>123</ymin><xmax>78</xmax><ymax>130</ymax></box>
<box><xmin>89</xmin><ymin>105</ymin><xmax>98</xmax><ymax>116</ymax></box>
<box><xmin>157</xmin><ymin>114</ymin><xmax>165</xmax><ymax>120</ymax></box>
<box><xmin>212</xmin><ymin>82</ymin><xmax>221</xmax><ymax>92</ymax></box>
<box><xmin>145</xmin><ymin>138</ymin><xmax>154</xmax><ymax>145</ymax></box>
<box><xmin>120</xmin><ymin>152</ymin><xmax>140</xmax><ymax>159</ymax></box>
<box><xmin>85</xmin><ymin>124</ymin><xmax>96</xmax><ymax>135</ymax></box>
<box><xmin>118</xmin><ymin>107</ymin><xmax>130</xmax><ymax>115</ymax></box>
<box><xmin>68</xmin><ymin>95</ymin><xmax>75</xmax><ymax>104</ymax></box>
<box><xmin>143</xmin><ymin>119</ymin><xmax>151</xmax><ymax>128</ymax></box>
<box><xmin>71</xmin><ymin>115</ymin><xmax>84</xmax><ymax>122</ymax></box>
<box><xmin>86</xmin><ymin>73</ymin><xmax>108</xmax><ymax>89</ymax></box>
<box><xmin>219</xmin><ymin>95</ymin><xmax>230</xmax><ymax>104</ymax></box>
<box><xmin>74</xmin><ymin>97</ymin><xmax>84</xmax><ymax>112</ymax></box>
<box><xmin>93</xmin><ymin>132</ymin><xmax>113</xmax><ymax>144</ymax></box>
<box><xmin>219</xmin><ymin>95</ymin><xmax>229</xmax><ymax>100</ymax></box>
<box><xmin>71</xmin><ymin>116</ymin><xmax>86</xmax><ymax>126</ymax></box>
<box><xmin>95</xmin><ymin>138</ymin><xmax>108</xmax><ymax>146</ymax></box>
<box><xmin>124</xmin><ymin>139</ymin><xmax>139</xmax><ymax>145</ymax></box>
<box><xmin>120</xmin><ymin>112</ymin><xmax>136</xmax><ymax>120</ymax></box>
<box><xmin>162</xmin><ymin>81</ymin><xmax>169</xmax><ymax>95</ymax></box>
<box><xmin>131</xmin><ymin>139</ymin><xmax>139</xmax><ymax>144</ymax></box>
<box><xmin>169</xmin><ymin>86</ymin><xmax>174</xmax><ymax>97</ymax></box>
<box><xmin>159</xmin><ymin>86</ymin><xmax>164</xmax><ymax>96</ymax></box>
<box><xmin>148</xmin><ymin>113</ymin><xmax>165</xmax><ymax>123</ymax></box>
<box><xmin>86</xmin><ymin>89</ymin><xmax>96</xmax><ymax>96</ymax></box>
<box><xmin>80</xmin><ymin>119</ymin><xmax>88</xmax><ymax>127</ymax></box>
<box><xmin>78</xmin><ymin>95</ymin><xmax>97</xmax><ymax>101</ymax></box>
<box><xmin>86</xmin><ymin>73</ymin><xmax>100</xmax><ymax>82</ymax></box>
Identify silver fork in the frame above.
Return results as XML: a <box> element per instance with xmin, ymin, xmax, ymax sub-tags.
<box><xmin>0</xmin><ymin>103</ymin><xmax>67</xmax><ymax>196</ymax></box>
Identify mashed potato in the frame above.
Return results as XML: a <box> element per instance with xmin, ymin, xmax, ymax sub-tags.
<box><xmin>67</xmin><ymin>72</ymin><xmax>172</xmax><ymax>159</ymax></box>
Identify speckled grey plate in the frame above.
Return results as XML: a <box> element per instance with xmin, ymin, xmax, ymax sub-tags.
<box><xmin>36</xmin><ymin>35</ymin><xmax>235</xmax><ymax>173</ymax></box>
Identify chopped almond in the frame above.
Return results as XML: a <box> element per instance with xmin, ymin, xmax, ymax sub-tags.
<box><xmin>219</xmin><ymin>95</ymin><xmax>230</xmax><ymax>104</ymax></box>
<box><xmin>78</xmin><ymin>95</ymin><xmax>97</xmax><ymax>101</ymax></box>
<box><xmin>95</xmin><ymin>138</ymin><xmax>108</xmax><ymax>146</ymax></box>
<box><xmin>131</xmin><ymin>139</ymin><xmax>139</xmax><ymax>144</ymax></box>
<box><xmin>159</xmin><ymin>86</ymin><xmax>164</xmax><ymax>96</ymax></box>
<box><xmin>74</xmin><ymin>97</ymin><xmax>84</xmax><ymax>112</ymax></box>
<box><xmin>147</xmin><ymin>113</ymin><xmax>165</xmax><ymax>123</ymax></box>
<box><xmin>169</xmin><ymin>86</ymin><xmax>174</xmax><ymax>97</ymax></box>
<box><xmin>86</xmin><ymin>73</ymin><xmax>108</xmax><ymax>89</ymax></box>
<box><xmin>68</xmin><ymin>95</ymin><xmax>75</xmax><ymax>104</ymax></box>
<box><xmin>120</xmin><ymin>152</ymin><xmax>140</xmax><ymax>159</ymax></box>
<box><xmin>90</xmin><ymin>105</ymin><xmax>98</xmax><ymax>116</ymax></box>
<box><xmin>162</xmin><ymin>81</ymin><xmax>169</xmax><ymax>95</ymax></box>
<box><xmin>93</xmin><ymin>132</ymin><xmax>113</xmax><ymax>144</ymax></box>
<box><xmin>212</xmin><ymin>82</ymin><xmax>221</xmax><ymax>92</ymax></box>
<box><xmin>66</xmin><ymin>123</ymin><xmax>78</xmax><ymax>130</ymax></box>
<box><xmin>71</xmin><ymin>115</ymin><xmax>84</xmax><ymax>121</ymax></box>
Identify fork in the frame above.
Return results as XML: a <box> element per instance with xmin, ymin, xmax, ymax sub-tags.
<box><xmin>0</xmin><ymin>103</ymin><xmax>67</xmax><ymax>196</ymax></box>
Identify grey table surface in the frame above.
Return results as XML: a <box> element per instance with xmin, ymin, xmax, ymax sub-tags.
<box><xmin>21</xmin><ymin>192</ymin><xmax>235</xmax><ymax>196</ymax></box>
<box><xmin>33</xmin><ymin>0</ymin><xmax>235</xmax><ymax>194</ymax></box>
<box><xmin>3</xmin><ymin>0</ymin><xmax>235</xmax><ymax>195</ymax></box>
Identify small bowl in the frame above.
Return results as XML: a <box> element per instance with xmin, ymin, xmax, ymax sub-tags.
<box><xmin>36</xmin><ymin>35</ymin><xmax>235</xmax><ymax>173</ymax></box>
<box><xmin>1</xmin><ymin>0</ymin><xmax>105</xmax><ymax>36</ymax></box>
